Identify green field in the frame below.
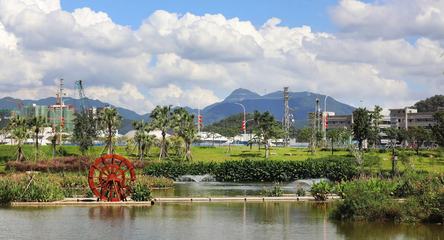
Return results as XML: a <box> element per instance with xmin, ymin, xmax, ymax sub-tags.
<box><xmin>0</xmin><ymin>144</ymin><xmax>443</xmax><ymax>173</ymax></box>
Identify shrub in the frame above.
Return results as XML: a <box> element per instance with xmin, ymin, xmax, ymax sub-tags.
<box><xmin>310</xmin><ymin>181</ymin><xmax>332</xmax><ymax>201</ymax></box>
<box><xmin>19</xmin><ymin>175</ymin><xmax>64</xmax><ymax>202</ymax></box>
<box><xmin>0</xmin><ymin>175</ymin><xmax>22</xmax><ymax>204</ymax></box>
<box><xmin>58</xmin><ymin>174</ymin><xmax>90</xmax><ymax>198</ymax></box>
<box><xmin>143</xmin><ymin>176</ymin><xmax>174</xmax><ymax>188</ymax></box>
<box><xmin>261</xmin><ymin>184</ymin><xmax>283</xmax><ymax>197</ymax></box>
<box><xmin>0</xmin><ymin>174</ymin><xmax>64</xmax><ymax>203</ymax></box>
<box><xmin>296</xmin><ymin>188</ymin><xmax>306</xmax><ymax>197</ymax></box>
<box><xmin>331</xmin><ymin>179</ymin><xmax>403</xmax><ymax>221</ymax></box>
<box><xmin>143</xmin><ymin>158</ymin><xmax>358</xmax><ymax>182</ymax></box>
<box><xmin>131</xmin><ymin>176</ymin><xmax>153</xmax><ymax>201</ymax></box>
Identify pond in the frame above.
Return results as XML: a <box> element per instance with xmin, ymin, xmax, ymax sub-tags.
<box><xmin>0</xmin><ymin>202</ymin><xmax>442</xmax><ymax>240</ymax></box>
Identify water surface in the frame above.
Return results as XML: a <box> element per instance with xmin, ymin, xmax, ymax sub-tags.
<box><xmin>0</xmin><ymin>203</ymin><xmax>442</xmax><ymax>240</ymax></box>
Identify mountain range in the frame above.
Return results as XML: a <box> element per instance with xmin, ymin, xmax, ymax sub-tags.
<box><xmin>0</xmin><ymin>88</ymin><xmax>355</xmax><ymax>133</ymax></box>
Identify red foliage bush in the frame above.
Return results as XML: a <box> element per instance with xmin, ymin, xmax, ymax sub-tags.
<box><xmin>6</xmin><ymin>156</ymin><xmax>146</xmax><ymax>172</ymax></box>
<box><xmin>6</xmin><ymin>157</ymin><xmax>92</xmax><ymax>172</ymax></box>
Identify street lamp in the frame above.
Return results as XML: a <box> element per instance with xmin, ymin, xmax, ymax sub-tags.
<box><xmin>235</xmin><ymin>103</ymin><xmax>246</xmax><ymax>135</ymax></box>
<box><xmin>323</xmin><ymin>95</ymin><xmax>329</xmax><ymax>141</ymax></box>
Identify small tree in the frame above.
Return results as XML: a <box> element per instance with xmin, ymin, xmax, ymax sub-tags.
<box><xmin>383</xmin><ymin>127</ymin><xmax>401</xmax><ymax>176</ymax></box>
<box><xmin>73</xmin><ymin>112</ymin><xmax>97</xmax><ymax>155</ymax></box>
<box><xmin>326</xmin><ymin>128</ymin><xmax>344</xmax><ymax>155</ymax></box>
<box><xmin>352</xmin><ymin>108</ymin><xmax>371</xmax><ymax>150</ymax></box>
<box><xmin>253</xmin><ymin>111</ymin><xmax>283</xmax><ymax>159</ymax></box>
<box><xmin>150</xmin><ymin>105</ymin><xmax>173</xmax><ymax>160</ymax></box>
<box><xmin>7</xmin><ymin>115</ymin><xmax>29</xmax><ymax>161</ymax></box>
<box><xmin>133</xmin><ymin>120</ymin><xmax>151</xmax><ymax>159</ymax></box>
<box><xmin>98</xmin><ymin>107</ymin><xmax>122</xmax><ymax>154</ymax></box>
<box><xmin>369</xmin><ymin>105</ymin><xmax>383</xmax><ymax>148</ymax></box>
<box><xmin>172</xmin><ymin>108</ymin><xmax>197</xmax><ymax>161</ymax></box>
<box><xmin>407</xmin><ymin>127</ymin><xmax>432</xmax><ymax>155</ymax></box>
<box><xmin>27</xmin><ymin>116</ymin><xmax>47</xmax><ymax>160</ymax></box>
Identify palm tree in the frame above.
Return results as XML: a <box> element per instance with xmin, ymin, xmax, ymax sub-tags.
<box><xmin>27</xmin><ymin>116</ymin><xmax>47</xmax><ymax>160</ymax></box>
<box><xmin>98</xmin><ymin>107</ymin><xmax>122</xmax><ymax>154</ymax></box>
<box><xmin>172</xmin><ymin>108</ymin><xmax>196</xmax><ymax>161</ymax></box>
<box><xmin>132</xmin><ymin>120</ymin><xmax>145</xmax><ymax>158</ymax></box>
<box><xmin>8</xmin><ymin>115</ymin><xmax>29</xmax><ymax>161</ymax></box>
<box><xmin>149</xmin><ymin>105</ymin><xmax>172</xmax><ymax>160</ymax></box>
<box><xmin>132</xmin><ymin>120</ymin><xmax>153</xmax><ymax>160</ymax></box>
<box><xmin>141</xmin><ymin>134</ymin><xmax>156</xmax><ymax>160</ymax></box>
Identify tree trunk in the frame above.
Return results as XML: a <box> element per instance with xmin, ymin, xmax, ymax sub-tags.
<box><xmin>331</xmin><ymin>138</ymin><xmax>334</xmax><ymax>155</ymax></box>
<box><xmin>185</xmin><ymin>141</ymin><xmax>192</xmax><ymax>161</ymax></box>
<box><xmin>137</xmin><ymin>141</ymin><xmax>141</xmax><ymax>159</ymax></box>
<box><xmin>107</xmin><ymin>125</ymin><xmax>112</xmax><ymax>154</ymax></box>
<box><xmin>140</xmin><ymin>143</ymin><xmax>145</xmax><ymax>160</ymax></box>
<box><xmin>265</xmin><ymin>143</ymin><xmax>270</xmax><ymax>159</ymax></box>
<box><xmin>159</xmin><ymin>132</ymin><xmax>166</xmax><ymax>160</ymax></box>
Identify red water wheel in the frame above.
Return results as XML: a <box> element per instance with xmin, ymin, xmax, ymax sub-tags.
<box><xmin>88</xmin><ymin>154</ymin><xmax>136</xmax><ymax>202</ymax></box>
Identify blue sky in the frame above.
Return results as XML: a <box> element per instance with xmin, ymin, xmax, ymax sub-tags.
<box><xmin>61</xmin><ymin>0</ymin><xmax>339</xmax><ymax>32</ymax></box>
<box><xmin>1</xmin><ymin>0</ymin><xmax>442</xmax><ymax>112</ymax></box>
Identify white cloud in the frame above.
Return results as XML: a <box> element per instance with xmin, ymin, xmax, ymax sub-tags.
<box><xmin>149</xmin><ymin>84</ymin><xmax>220</xmax><ymax>109</ymax></box>
<box><xmin>0</xmin><ymin>0</ymin><xmax>441</xmax><ymax>114</ymax></box>
<box><xmin>86</xmin><ymin>83</ymin><xmax>154</xmax><ymax>114</ymax></box>
<box><xmin>331</xmin><ymin>0</ymin><xmax>444</xmax><ymax>40</ymax></box>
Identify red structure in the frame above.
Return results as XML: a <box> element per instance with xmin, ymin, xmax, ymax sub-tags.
<box><xmin>88</xmin><ymin>154</ymin><xmax>136</xmax><ymax>202</ymax></box>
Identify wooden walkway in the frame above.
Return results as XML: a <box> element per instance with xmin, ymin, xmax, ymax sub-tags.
<box><xmin>10</xmin><ymin>195</ymin><xmax>340</xmax><ymax>207</ymax></box>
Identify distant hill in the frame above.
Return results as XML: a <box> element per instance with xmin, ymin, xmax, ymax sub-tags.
<box><xmin>0</xmin><ymin>96</ymin><xmax>147</xmax><ymax>134</ymax></box>
<box><xmin>414</xmin><ymin>95</ymin><xmax>444</xmax><ymax>112</ymax></box>
<box><xmin>0</xmin><ymin>88</ymin><xmax>355</xmax><ymax>133</ymax></box>
<box><xmin>199</xmin><ymin>89</ymin><xmax>355</xmax><ymax>128</ymax></box>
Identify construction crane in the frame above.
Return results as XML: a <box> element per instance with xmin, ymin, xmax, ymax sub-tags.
<box><xmin>74</xmin><ymin>80</ymin><xmax>87</xmax><ymax>113</ymax></box>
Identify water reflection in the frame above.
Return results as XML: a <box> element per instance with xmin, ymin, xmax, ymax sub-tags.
<box><xmin>334</xmin><ymin>221</ymin><xmax>444</xmax><ymax>240</ymax></box>
<box><xmin>0</xmin><ymin>203</ymin><xmax>442</xmax><ymax>240</ymax></box>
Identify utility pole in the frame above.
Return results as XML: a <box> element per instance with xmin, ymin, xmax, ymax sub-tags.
<box><xmin>310</xmin><ymin>98</ymin><xmax>320</xmax><ymax>154</ymax></box>
<box><xmin>58</xmin><ymin>78</ymin><xmax>65</xmax><ymax>145</ymax></box>
<box><xmin>283</xmin><ymin>87</ymin><xmax>290</xmax><ymax>146</ymax></box>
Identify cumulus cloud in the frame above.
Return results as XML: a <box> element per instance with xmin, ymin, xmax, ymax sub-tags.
<box><xmin>331</xmin><ymin>0</ymin><xmax>444</xmax><ymax>40</ymax></box>
<box><xmin>0</xmin><ymin>0</ymin><xmax>441</xmax><ymax>114</ymax></box>
<box><xmin>149</xmin><ymin>84</ymin><xmax>221</xmax><ymax>108</ymax></box>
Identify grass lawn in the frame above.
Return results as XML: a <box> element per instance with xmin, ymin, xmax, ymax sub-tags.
<box><xmin>0</xmin><ymin>144</ymin><xmax>443</xmax><ymax>173</ymax></box>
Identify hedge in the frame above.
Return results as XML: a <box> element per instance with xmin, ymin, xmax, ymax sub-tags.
<box><xmin>143</xmin><ymin>158</ymin><xmax>358</xmax><ymax>182</ymax></box>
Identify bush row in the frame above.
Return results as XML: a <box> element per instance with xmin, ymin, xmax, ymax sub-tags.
<box><xmin>143</xmin><ymin>158</ymin><xmax>359</xmax><ymax>182</ymax></box>
<box><xmin>6</xmin><ymin>157</ymin><xmax>146</xmax><ymax>172</ymax></box>
<box><xmin>0</xmin><ymin>173</ymin><xmax>174</xmax><ymax>204</ymax></box>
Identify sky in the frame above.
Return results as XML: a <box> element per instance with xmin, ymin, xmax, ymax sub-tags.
<box><xmin>0</xmin><ymin>0</ymin><xmax>443</xmax><ymax>114</ymax></box>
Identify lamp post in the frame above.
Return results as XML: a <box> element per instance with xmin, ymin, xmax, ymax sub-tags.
<box><xmin>235</xmin><ymin>103</ymin><xmax>246</xmax><ymax>135</ymax></box>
